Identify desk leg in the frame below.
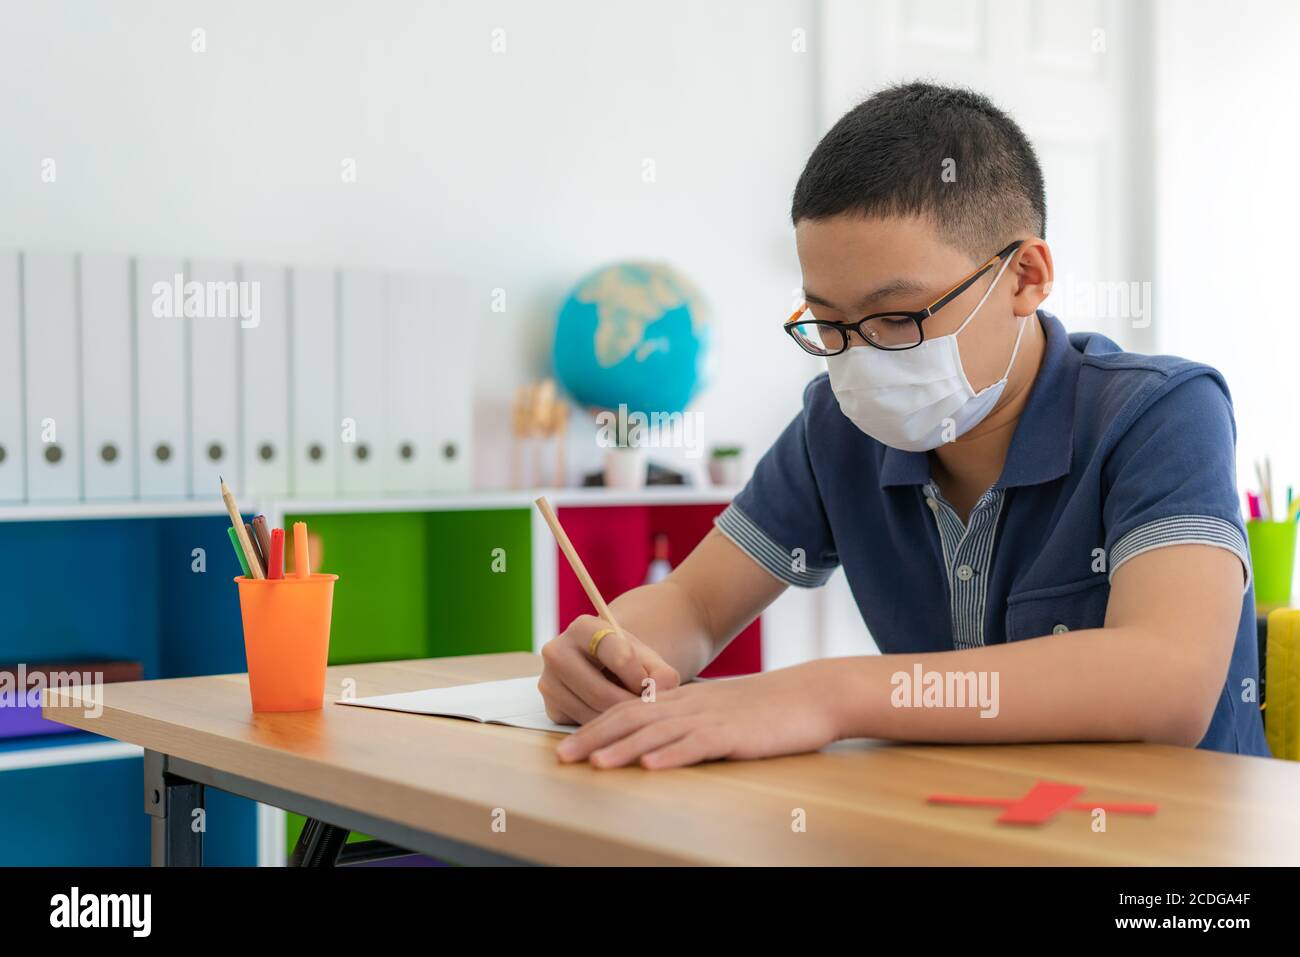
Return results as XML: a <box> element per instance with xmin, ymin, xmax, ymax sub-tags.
<box><xmin>144</xmin><ymin>750</ymin><xmax>205</xmax><ymax>867</ymax></box>
<box><xmin>290</xmin><ymin>818</ymin><xmax>348</xmax><ymax>866</ymax></box>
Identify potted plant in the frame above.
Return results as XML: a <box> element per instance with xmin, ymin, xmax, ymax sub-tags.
<box><xmin>602</xmin><ymin>412</ymin><xmax>647</xmax><ymax>489</ymax></box>
<box><xmin>707</xmin><ymin>445</ymin><xmax>744</xmax><ymax>487</ymax></box>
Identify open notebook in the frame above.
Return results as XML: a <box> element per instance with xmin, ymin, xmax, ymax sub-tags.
<box><xmin>334</xmin><ymin>676</ymin><xmax>575</xmax><ymax>734</ymax></box>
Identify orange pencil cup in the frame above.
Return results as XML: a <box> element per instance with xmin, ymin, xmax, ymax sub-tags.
<box><xmin>235</xmin><ymin>574</ymin><xmax>338</xmax><ymax>712</ymax></box>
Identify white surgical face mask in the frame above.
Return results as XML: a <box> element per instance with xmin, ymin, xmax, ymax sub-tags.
<box><xmin>825</xmin><ymin>254</ymin><xmax>1029</xmax><ymax>452</ymax></box>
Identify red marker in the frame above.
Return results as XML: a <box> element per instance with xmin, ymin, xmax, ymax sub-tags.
<box><xmin>268</xmin><ymin>528</ymin><xmax>285</xmax><ymax>579</ymax></box>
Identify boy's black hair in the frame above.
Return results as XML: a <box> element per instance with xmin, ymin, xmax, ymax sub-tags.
<box><xmin>791</xmin><ymin>81</ymin><xmax>1046</xmax><ymax>259</ymax></box>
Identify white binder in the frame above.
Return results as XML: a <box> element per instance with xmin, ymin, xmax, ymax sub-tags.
<box><xmin>241</xmin><ymin>264</ymin><xmax>290</xmax><ymax>498</ymax></box>
<box><xmin>187</xmin><ymin>260</ymin><xmax>241</xmax><ymax>498</ymax></box>
<box><xmin>80</xmin><ymin>252</ymin><xmax>135</xmax><ymax>500</ymax></box>
<box><xmin>22</xmin><ymin>252</ymin><xmax>81</xmax><ymax>501</ymax></box>
<box><xmin>430</xmin><ymin>278</ymin><xmax>474</xmax><ymax>490</ymax></box>
<box><xmin>135</xmin><ymin>257</ymin><xmax>189</xmax><ymax>498</ymax></box>
<box><xmin>289</xmin><ymin>266</ymin><xmax>339</xmax><ymax>497</ymax></box>
<box><xmin>386</xmin><ymin>273</ymin><xmax>438</xmax><ymax>492</ymax></box>
<box><xmin>338</xmin><ymin>269</ymin><xmax>388</xmax><ymax>495</ymax></box>
<box><xmin>0</xmin><ymin>251</ymin><xmax>24</xmax><ymax>502</ymax></box>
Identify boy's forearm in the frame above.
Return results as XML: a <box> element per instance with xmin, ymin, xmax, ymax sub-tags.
<box><xmin>825</xmin><ymin>626</ymin><xmax>1218</xmax><ymax>747</ymax></box>
<box><xmin>606</xmin><ymin>580</ymin><xmax>717</xmax><ymax>680</ymax></box>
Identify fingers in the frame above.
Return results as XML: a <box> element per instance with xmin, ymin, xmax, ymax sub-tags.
<box><xmin>639</xmin><ymin>649</ymin><xmax>681</xmax><ymax>700</ymax></box>
<box><xmin>537</xmin><ymin>672</ymin><xmax>599</xmax><ymax>726</ymax></box>
<box><xmin>590</xmin><ymin>626</ymin><xmax>650</xmax><ymax>695</ymax></box>
<box><xmin>555</xmin><ymin>698</ymin><xmax>730</xmax><ymax>770</ymax></box>
<box><xmin>556</xmin><ymin>696</ymin><xmax>665</xmax><ymax>761</ymax></box>
<box><xmin>540</xmin><ymin>635</ymin><xmax>637</xmax><ymax>714</ymax></box>
<box><xmin>539</xmin><ymin>617</ymin><xmax>643</xmax><ymax>721</ymax></box>
<box><xmin>586</xmin><ymin>718</ymin><xmax>694</xmax><ymax>768</ymax></box>
<box><xmin>640</xmin><ymin>730</ymin><xmax>731</xmax><ymax>770</ymax></box>
<box><xmin>558</xmin><ymin>644</ymin><xmax>640</xmax><ymax>712</ymax></box>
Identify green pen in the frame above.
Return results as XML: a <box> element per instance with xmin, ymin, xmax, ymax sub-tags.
<box><xmin>228</xmin><ymin>525</ymin><xmax>252</xmax><ymax>576</ymax></box>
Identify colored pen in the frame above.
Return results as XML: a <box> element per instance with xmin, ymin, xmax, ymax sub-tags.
<box><xmin>268</xmin><ymin>528</ymin><xmax>285</xmax><ymax>579</ymax></box>
<box><xmin>252</xmin><ymin>516</ymin><xmax>272</xmax><ymax>574</ymax></box>
<box><xmin>245</xmin><ymin>522</ymin><xmax>266</xmax><ymax>576</ymax></box>
<box><xmin>227</xmin><ymin>526</ymin><xmax>251</xmax><ymax>576</ymax></box>
<box><xmin>1247</xmin><ymin>491</ymin><xmax>1261</xmax><ymax>521</ymax></box>
<box><xmin>293</xmin><ymin>521</ymin><xmax>310</xmax><ymax>579</ymax></box>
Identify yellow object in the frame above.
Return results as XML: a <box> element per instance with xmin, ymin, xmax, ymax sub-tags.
<box><xmin>589</xmin><ymin>627</ymin><xmax>614</xmax><ymax>659</ymax></box>
<box><xmin>1265</xmin><ymin>608</ymin><xmax>1300</xmax><ymax>760</ymax></box>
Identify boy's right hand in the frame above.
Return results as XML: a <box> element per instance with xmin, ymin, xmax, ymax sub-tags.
<box><xmin>539</xmin><ymin>614</ymin><xmax>681</xmax><ymax>726</ymax></box>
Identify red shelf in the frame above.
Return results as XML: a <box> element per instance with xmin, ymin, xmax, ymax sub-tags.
<box><xmin>555</xmin><ymin>503</ymin><xmax>761</xmax><ymax>677</ymax></box>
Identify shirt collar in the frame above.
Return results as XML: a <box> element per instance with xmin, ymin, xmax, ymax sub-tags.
<box><xmin>878</xmin><ymin>310</ymin><xmax>1077</xmax><ymax>489</ymax></box>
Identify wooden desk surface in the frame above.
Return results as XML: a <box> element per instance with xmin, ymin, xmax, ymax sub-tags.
<box><xmin>43</xmin><ymin>653</ymin><xmax>1300</xmax><ymax>865</ymax></box>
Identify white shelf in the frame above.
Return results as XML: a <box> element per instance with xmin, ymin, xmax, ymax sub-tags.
<box><xmin>0</xmin><ymin>499</ymin><xmax>230</xmax><ymax>524</ymax></box>
<box><xmin>0</xmin><ymin>738</ymin><xmax>143</xmax><ymax>771</ymax></box>
<box><xmin>276</xmin><ymin>485</ymin><xmax>740</xmax><ymax>514</ymax></box>
<box><xmin>0</xmin><ymin>486</ymin><xmax>741</xmax><ymax>523</ymax></box>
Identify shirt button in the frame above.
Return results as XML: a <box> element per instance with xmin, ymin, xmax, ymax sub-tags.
<box><xmin>955</xmin><ymin>564</ymin><xmax>975</xmax><ymax>582</ymax></box>
<box><xmin>1052</xmin><ymin>623</ymin><xmax>1069</xmax><ymax>634</ymax></box>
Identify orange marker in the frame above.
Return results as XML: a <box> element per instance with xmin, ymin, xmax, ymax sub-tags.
<box><xmin>293</xmin><ymin>521</ymin><xmax>310</xmax><ymax>579</ymax></box>
<box><xmin>268</xmin><ymin>528</ymin><xmax>285</xmax><ymax>579</ymax></box>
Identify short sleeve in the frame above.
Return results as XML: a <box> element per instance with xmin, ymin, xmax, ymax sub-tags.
<box><xmin>714</xmin><ymin>378</ymin><xmax>839</xmax><ymax>587</ymax></box>
<box><xmin>1102</xmin><ymin>372</ymin><xmax>1250</xmax><ymax>589</ymax></box>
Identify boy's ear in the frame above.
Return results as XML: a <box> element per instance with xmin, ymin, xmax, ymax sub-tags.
<box><xmin>1010</xmin><ymin>238</ymin><xmax>1054</xmax><ymax>316</ymax></box>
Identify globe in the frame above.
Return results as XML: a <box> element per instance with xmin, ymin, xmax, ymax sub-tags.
<box><xmin>553</xmin><ymin>262</ymin><xmax>711</xmax><ymax>416</ymax></box>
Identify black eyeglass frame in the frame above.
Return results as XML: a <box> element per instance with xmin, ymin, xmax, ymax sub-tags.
<box><xmin>784</xmin><ymin>239</ymin><xmax>1026</xmax><ymax>355</ymax></box>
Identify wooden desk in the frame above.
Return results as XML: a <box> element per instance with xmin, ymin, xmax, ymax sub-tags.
<box><xmin>43</xmin><ymin>652</ymin><xmax>1300</xmax><ymax>866</ymax></box>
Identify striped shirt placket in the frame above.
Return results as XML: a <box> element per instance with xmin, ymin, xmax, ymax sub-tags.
<box><xmin>923</xmin><ymin>482</ymin><xmax>1006</xmax><ymax>650</ymax></box>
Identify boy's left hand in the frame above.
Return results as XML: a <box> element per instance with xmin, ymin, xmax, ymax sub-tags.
<box><xmin>554</xmin><ymin>660</ymin><xmax>844</xmax><ymax>769</ymax></box>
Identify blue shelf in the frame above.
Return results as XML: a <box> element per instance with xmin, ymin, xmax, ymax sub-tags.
<box><xmin>0</xmin><ymin>513</ymin><xmax>256</xmax><ymax>865</ymax></box>
<box><xmin>0</xmin><ymin>729</ymin><xmax>122</xmax><ymax>757</ymax></box>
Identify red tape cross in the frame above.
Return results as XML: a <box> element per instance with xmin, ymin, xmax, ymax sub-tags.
<box><xmin>927</xmin><ymin>780</ymin><xmax>1159</xmax><ymax>826</ymax></box>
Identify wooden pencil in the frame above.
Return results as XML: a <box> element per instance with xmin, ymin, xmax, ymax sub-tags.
<box><xmin>220</xmin><ymin>477</ymin><xmax>265</xmax><ymax>579</ymax></box>
<box><xmin>534</xmin><ymin>496</ymin><xmax>625</xmax><ymax>642</ymax></box>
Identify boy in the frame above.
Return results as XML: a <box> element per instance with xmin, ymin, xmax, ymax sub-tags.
<box><xmin>544</xmin><ymin>82</ymin><xmax>1269</xmax><ymax>769</ymax></box>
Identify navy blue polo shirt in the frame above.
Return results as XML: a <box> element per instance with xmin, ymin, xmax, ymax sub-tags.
<box><xmin>716</xmin><ymin>311</ymin><xmax>1269</xmax><ymax>756</ymax></box>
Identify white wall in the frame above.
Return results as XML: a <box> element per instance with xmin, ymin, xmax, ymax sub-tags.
<box><xmin>0</xmin><ymin>0</ymin><xmax>830</xmax><ymax>665</ymax></box>
<box><xmin>1154</xmin><ymin>0</ymin><xmax>1300</xmax><ymax>530</ymax></box>
<box><xmin>14</xmin><ymin>2</ymin><xmax>1263</xmax><ymax>665</ymax></box>
<box><xmin>0</xmin><ymin>0</ymin><xmax>820</xmax><ymax>490</ymax></box>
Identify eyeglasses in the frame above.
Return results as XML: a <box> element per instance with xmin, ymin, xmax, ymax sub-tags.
<box><xmin>784</xmin><ymin>240</ymin><xmax>1025</xmax><ymax>356</ymax></box>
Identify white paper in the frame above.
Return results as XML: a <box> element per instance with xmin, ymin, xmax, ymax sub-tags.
<box><xmin>335</xmin><ymin>676</ymin><xmax>575</xmax><ymax>734</ymax></box>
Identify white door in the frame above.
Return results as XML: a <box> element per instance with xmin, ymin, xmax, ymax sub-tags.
<box><xmin>818</xmin><ymin>0</ymin><xmax>1153</xmax><ymax>352</ymax></box>
<box><xmin>813</xmin><ymin>0</ymin><xmax>1154</xmax><ymax>659</ymax></box>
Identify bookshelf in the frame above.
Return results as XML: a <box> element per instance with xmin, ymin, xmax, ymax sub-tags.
<box><xmin>0</xmin><ymin>486</ymin><xmax>754</xmax><ymax>865</ymax></box>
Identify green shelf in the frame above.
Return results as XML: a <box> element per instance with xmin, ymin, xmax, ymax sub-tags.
<box><xmin>280</xmin><ymin>505</ymin><xmax>534</xmax><ymax>859</ymax></box>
